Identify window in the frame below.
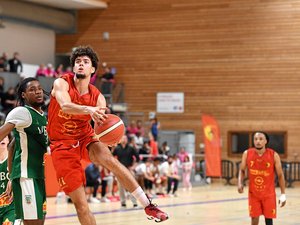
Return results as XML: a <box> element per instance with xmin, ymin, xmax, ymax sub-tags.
<box><xmin>228</xmin><ymin>131</ymin><xmax>287</xmax><ymax>157</ymax></box>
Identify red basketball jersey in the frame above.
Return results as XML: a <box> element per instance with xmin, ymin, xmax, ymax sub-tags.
<box><xmin>247</xmin><ymin>148</ymin><xmax>275</xmax><ymax>198</ymax></box>
<box><xmin>47</xmin><ymin>73</ymin><xmax>100</xmax><ymax>142</ymax></box>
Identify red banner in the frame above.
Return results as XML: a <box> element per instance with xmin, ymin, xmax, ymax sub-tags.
<box><xmin>202</xmin><ymin>114</ymin><xmax>221</xmax><ymax>177</ymax></box>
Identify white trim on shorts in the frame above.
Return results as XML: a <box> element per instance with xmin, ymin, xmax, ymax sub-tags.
<box><xmin>13</xmin><ymin>219</ymin><xmax>22</xmax><ymax>225</ymax></box>
<box><xmin>20</xmin><ymin>178</ymin><xmax>38</xmax><ymax>219</ymax></box>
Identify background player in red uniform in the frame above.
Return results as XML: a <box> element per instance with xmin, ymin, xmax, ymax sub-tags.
<box><xmin>238</xmin><ymin>131</ymin><xmax>286</xmax><ymax>225</ymax></box>
<box><xmin>47</xmin><ymin>46</ymin><xmax>168</xmax><ymax>225</ymax></box>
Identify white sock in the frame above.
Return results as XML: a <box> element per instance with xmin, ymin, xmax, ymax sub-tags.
<box><xmin>131</xmin><ymin>186</ymin><xmax>150</xmax><ymax>208</ymax></box>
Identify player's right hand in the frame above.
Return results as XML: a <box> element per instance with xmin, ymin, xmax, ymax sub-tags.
<box><xmin>237</xmin><ymin>184</ymin><xmax>244</xmax><ymax>193</ymax></box>
<box><xmin>90</xmin><ymin>107</ymin><xmax>108</xmax><ymax>124</ymax></box>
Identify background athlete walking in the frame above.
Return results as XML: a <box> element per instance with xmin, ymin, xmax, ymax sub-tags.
<box><xmin>238</xmin><ymin>131</ymin><xmax>286</xmax><ymax>225</ymax></box>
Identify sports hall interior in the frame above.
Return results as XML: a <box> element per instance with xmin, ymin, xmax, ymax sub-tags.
<box><xmin>1</xmin><ymin>0</ymin><xmax>300</xmax><ymax>224</ymax></box>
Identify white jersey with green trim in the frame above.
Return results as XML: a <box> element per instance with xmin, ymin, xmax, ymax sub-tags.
<box><xmin>5</xmin><ymin>105</ymin><xmax>49</xmax><ymax>179</ymax></box>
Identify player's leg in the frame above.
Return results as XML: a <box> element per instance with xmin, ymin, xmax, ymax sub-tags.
<box><xmin>12</xmin><ymin>178</ymin><xmax>45</xmax><ymax>225</ymax></box>
<box><xmin>249</xmin><ymin>194</ymin><xmax>262</xmax><ymax>225</ymax></box>
<box><xmin>262</xmin><ymin>194</ymin><xmax>276</xmax><ymax>225</ymax></box>
<box><xmin>251</xmin><ymin>217</ymin><xmax>259</xmax><ymax>225</ymax></box>
<box><xmin>68</xmin><ymin>186</ymin><xmax>96</xmax><ymax>225</ymax></box>
<box><xmin>88</xmin><ymin>141</ymin><xmax>168</xmax><ymax>222</ymax></box>
<box><xmin>51</xmin><ymin>149</ymin><xmax>96</xmax><ymax>225</ymax></box>
<box><xmin>88</xmin><ymin>142</ymin><xmax>141</xmax><ymax>195</ymax></box>
<box><xmin>265</xmin><ymin>218</ymin><xmax>273</xmax><ymax>225</ymax></box>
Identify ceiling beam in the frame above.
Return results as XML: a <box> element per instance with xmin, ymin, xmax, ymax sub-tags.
<box><xmin>22</xmin><ymin>0</ymin><xmax>108</xmax><ymax>10</ymax></box>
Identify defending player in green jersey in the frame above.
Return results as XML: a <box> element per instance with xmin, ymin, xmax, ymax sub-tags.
<box><xmin>0</xmin><ymin>78</ymin><xmax>49</xmax><ymax>225</ymax></box>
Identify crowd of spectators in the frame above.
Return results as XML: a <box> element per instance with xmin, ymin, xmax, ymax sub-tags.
<box><xmin>0</xmin><ymin>75</ymin><xmax>17</xmax><ymax>124</ymax></box>
<box><xmin>36</xmin><ymin>63</ymin><xmax>72</xmax><ymax>78</ymax></box>
<box><xmin>0</xmin><ymin>52</ymin><xmax>23</xmax><ymax>73</ymax></box>
<box><xmin>93</xmin><ymin>62</ymin><xmax>116</xmax><ymax>95</ymax></box>
<box><xmin>77</xmin><ymin>117</ymin><xmax>195</xmax><ymax>206</ymax></box>
<box><xmin>123</xmin><ymin>118</ymin><xmax>194</xmax><ymax>197</ymax></box>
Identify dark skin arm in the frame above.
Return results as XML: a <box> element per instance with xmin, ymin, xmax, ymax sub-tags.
<box><xmin>274</xmin><ymin>152</ymin><xmax>286</xmax><ymax>207</ymax></box>
<box><xmin>238</xmin><ymin>150</ymin><xmax>247</xmax><ymax>193</ymax></box>
<box><xmin>7</xmin><ymin>138</ymin><xmax>15</xmax><ymax>176</ymax></box>
<box><xmin>6</xmin><ymin>137</ymin><xmax>15</xmax><ymax>200</ymax></box>
<box><xmin>0</xmin><ymin>123</ymin><xmax>15</xmax><ymax>143</ymax></box>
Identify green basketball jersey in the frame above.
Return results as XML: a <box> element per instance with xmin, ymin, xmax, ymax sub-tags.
<box><xmin>0</xmin><ymin>158</ymin><xmax>14</xmax><ymax>213</ymax></box>
<box><xmin>10</xmin><ymin>106</ymin><xmax>49</xmax><ymax>179</ymax></box>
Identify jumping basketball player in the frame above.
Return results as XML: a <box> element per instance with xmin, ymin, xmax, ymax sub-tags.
<box><xmin>238</xmin><ymin>131</ymin><xmax>286</xmax><ymax>225</ymax></box>
<box><xmin>47</xmin><ymin>46</ymin><xmax>168</xmax><ymax>225</ymax></box>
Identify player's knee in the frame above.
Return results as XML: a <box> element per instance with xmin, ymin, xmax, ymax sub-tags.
<box><xmin>74</xmin><ymin>201</ymin><xmax>90</xmax><ymax>216</ymax></box>
<box><xmin>100</xmin><ymin>154</ymin><xmax>118</xmax><ymax>169</ymax></box>
<box><xmin>88</xmin><ymin>144</ymin><xmax>103</xmax><ymax>163</ymax></box>
<box><xmin>89</xmin><ymin>147</ymin><xmax>116</xmax><ymax>168</ymax></box>
<box><xmin>251</xmin><ymin>217</ymin><xmax>259</xmax><ymax>225</ymax></box>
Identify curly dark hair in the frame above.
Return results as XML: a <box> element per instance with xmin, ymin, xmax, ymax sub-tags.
<box><xmin>70</xmin><ymin>46</ymin><xmax>99</xmax><ymax>76</ymax></box>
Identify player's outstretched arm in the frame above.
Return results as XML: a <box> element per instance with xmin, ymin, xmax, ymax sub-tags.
<box><xmin>52</xmin><ymin>78</ymin><xmax>107</xmax><ymax>123</ymax></box>
<box><xmin>0</xmin><ymin>123</ymin><xmax>15</xmax><ymax>143</ymax></box>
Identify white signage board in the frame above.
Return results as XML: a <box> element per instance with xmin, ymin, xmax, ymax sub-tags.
<box><xmin>157</xmin><ymin>92</ymin><xmax>184</xmax><ymax>113</ymax></box>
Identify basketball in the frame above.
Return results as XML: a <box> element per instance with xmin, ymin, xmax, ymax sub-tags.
<box><xmin>94</xmin><ymin>114</ymin><xmax>125</xmax><ymax>145</ymax></box>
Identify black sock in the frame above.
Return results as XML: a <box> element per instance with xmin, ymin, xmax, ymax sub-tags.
<box><xmin>265</xmin><ymin>218</ymin><xmax>273</xmax><ymax>225</ymax></box>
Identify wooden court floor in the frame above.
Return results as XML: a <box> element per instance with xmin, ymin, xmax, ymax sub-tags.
<box><xmin>44</xmin><ymin>183</ymin><xmax>300</xmax><ymax>225</ymax></box>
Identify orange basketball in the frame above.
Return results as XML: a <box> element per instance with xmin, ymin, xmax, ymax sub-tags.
<box><xmin>94</xmin><ymin>114</ymin><xmax>125</xmax><ymax>145</ymax></box>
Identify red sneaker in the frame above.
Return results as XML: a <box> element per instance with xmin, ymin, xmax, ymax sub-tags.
<box><xmin>144</xmin><ymin>202</ymin><xmax>169</xmax><ymax>223</ymax></box>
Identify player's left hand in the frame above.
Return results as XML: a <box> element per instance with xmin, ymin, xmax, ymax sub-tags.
<box><xmin>279</xmin><ymin>194</ymin><xmax>286</xmax><ymax>207</ymax></box>
<box><xmin>5</xmin><ymin>180</ymin><xmax>13</xmax><ymax>202</ymax></box>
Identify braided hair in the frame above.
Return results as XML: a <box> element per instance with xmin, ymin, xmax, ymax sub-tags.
<box><xmin>16</xmin><ymin>77</ymin><xmax>39</xmax><ymax>106</ymax></box>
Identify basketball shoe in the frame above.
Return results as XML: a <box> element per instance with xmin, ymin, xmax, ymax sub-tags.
<box><xmin>144</xmin><ymin>199</ymin><xmax>168</xmax><ymax>223</ymax></box>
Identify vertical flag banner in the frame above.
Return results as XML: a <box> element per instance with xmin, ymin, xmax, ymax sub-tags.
<box><xmin>201</xmin><ymin>114</ymin><xmax>221</xmax><ymax>177</ymax></box>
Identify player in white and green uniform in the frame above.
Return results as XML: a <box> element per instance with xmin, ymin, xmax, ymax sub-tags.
<box><xmin>0</xmin><ymin>78</ymin><xmax>49</xmax><ymax>225</ymax></box>
<box><xmin>0</xmin><ymin>136</ymin><xmax>15</xmax><ymax>225</ymax></box>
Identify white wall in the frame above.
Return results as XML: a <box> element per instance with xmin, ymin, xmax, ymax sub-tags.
<box><xmin>0</xmin><ymin>21</ymin><xmax>55</xmax><ymax>65</ymax></box>
<box><xmin>22</xmin><ymin>63</ymin><xmax>39</xmax><ymax>78</ymax></box>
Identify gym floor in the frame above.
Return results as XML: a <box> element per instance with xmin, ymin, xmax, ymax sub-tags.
<box><xmin>44</xmin><ymin>182</ymin><xmax>299</xmax><ymax>225</ymax></box>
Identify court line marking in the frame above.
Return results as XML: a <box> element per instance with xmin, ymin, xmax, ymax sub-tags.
<box><xmin>46</xmin><ymin>197</ymin><xmax>247</xmax><ymax>220</ymax></box>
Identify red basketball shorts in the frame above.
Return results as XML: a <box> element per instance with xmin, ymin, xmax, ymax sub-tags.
<box><xmin>50</xmin><ymin>137</ymin><xmax>99</xmax><ymax>194</ymax></box>
<box><xmin>248</xmin><ymin>192</ymin><xmax>276</xmax><ymax>218</ymax></box>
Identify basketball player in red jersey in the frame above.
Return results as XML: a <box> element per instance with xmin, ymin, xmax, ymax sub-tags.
<box><xmin>238</xmin><ymin>131</ymin><xmax>286</xmax><ymax>225</ymax></box>
<box><xmin>47</xmin><ymin>46</ymin><xmax>168</xmax><ymax>224</ymax></box>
